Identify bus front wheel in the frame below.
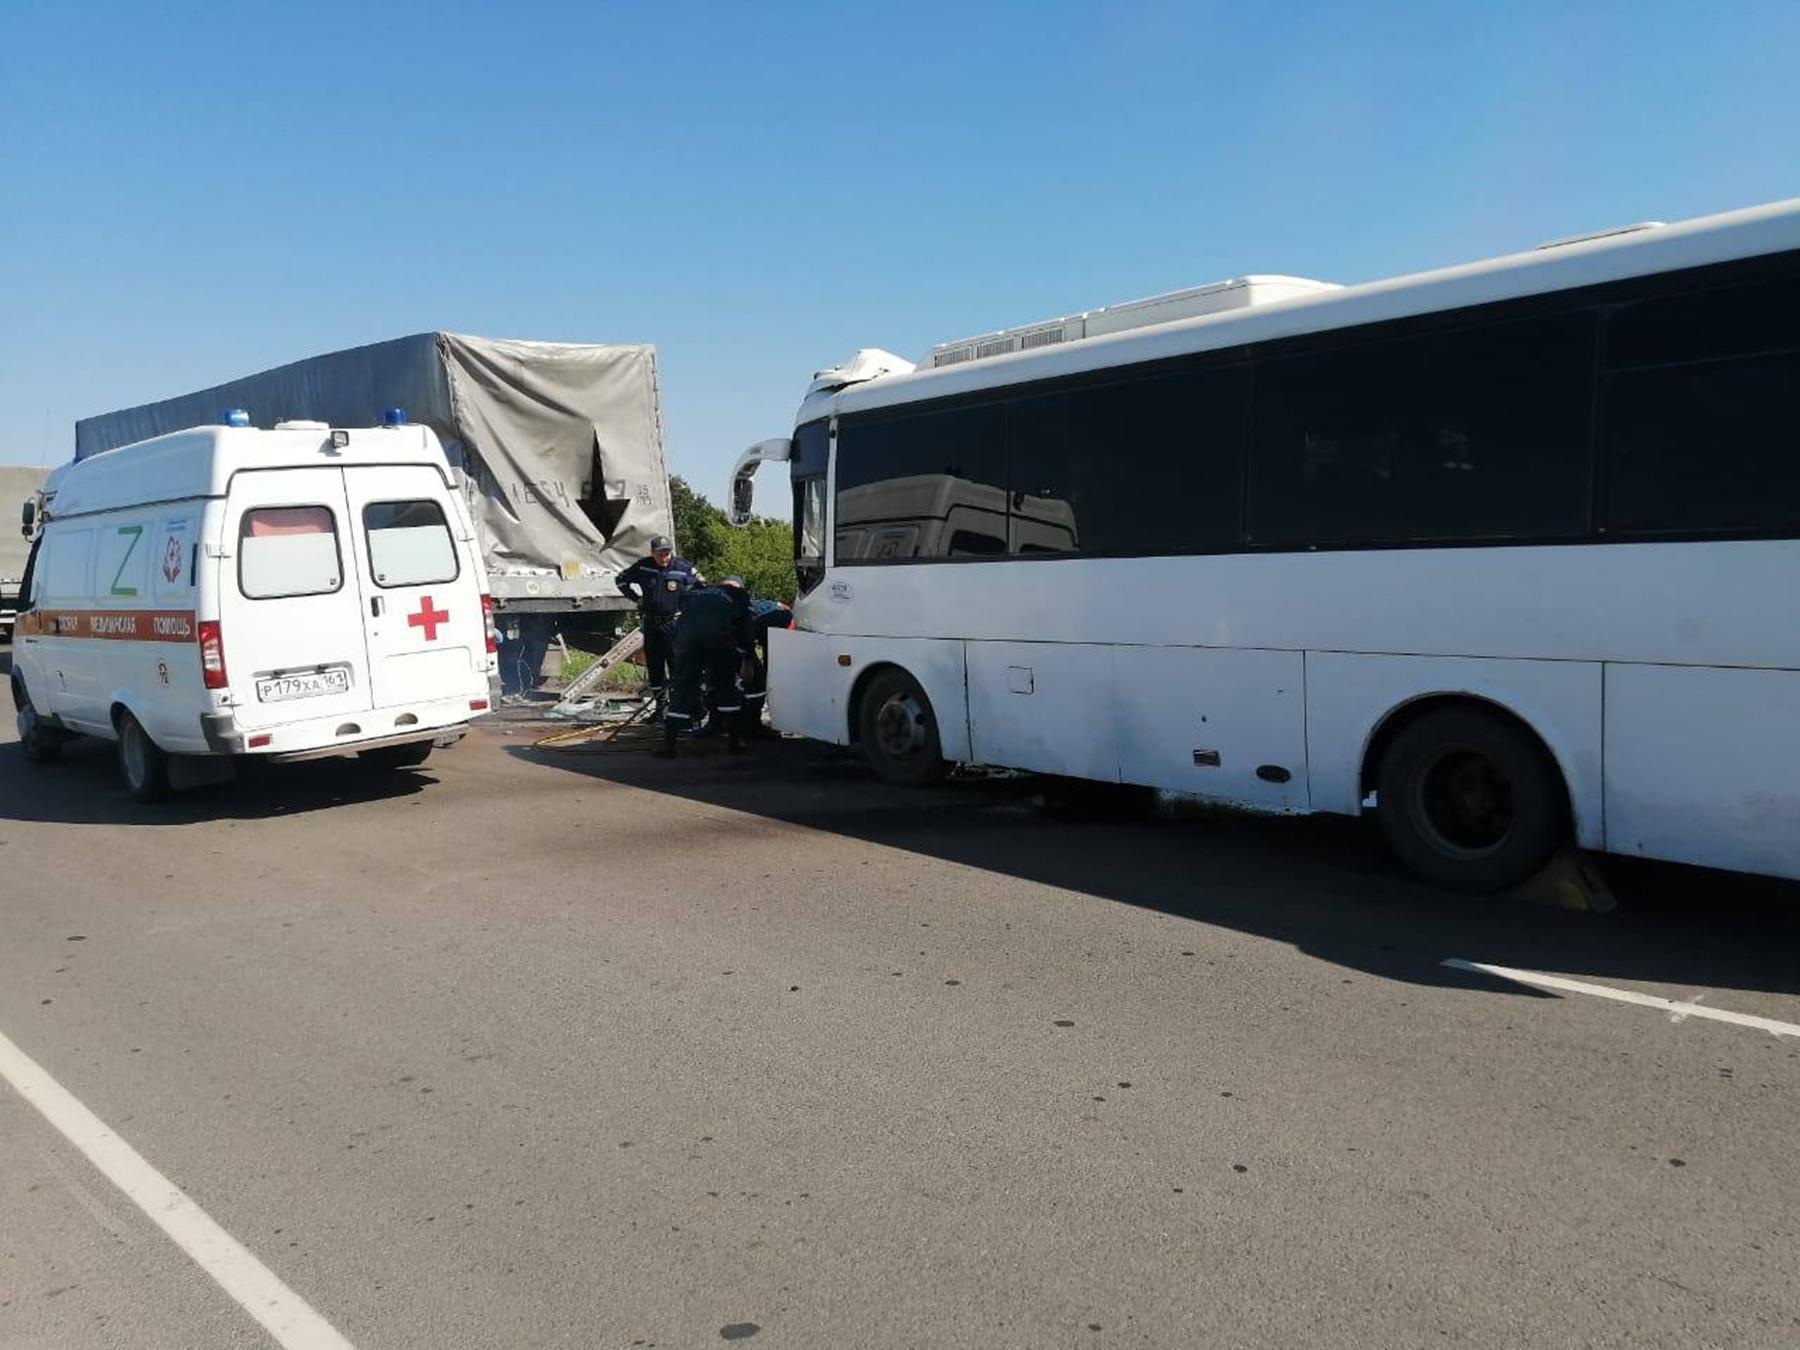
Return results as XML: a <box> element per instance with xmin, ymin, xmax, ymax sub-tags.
<box><xmin>1375</xmin><ymin>706</ymin><xmax>1565</xmax><ymax>893</ymax></box>
<box><xmin>857</xmin><ymin>669</ymin><xmax>949</xmax><ymax>787</ymax></box>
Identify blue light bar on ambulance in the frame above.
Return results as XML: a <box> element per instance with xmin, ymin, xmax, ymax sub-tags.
<box><xmin>383</xmin><ymin>407</ymin><xmax>407</xmax><ymax>427</ymax></box>
<box><xmin>225</xmin><ymin>409</ymin><xmax>251</xmax><ymax>427</ymax></box>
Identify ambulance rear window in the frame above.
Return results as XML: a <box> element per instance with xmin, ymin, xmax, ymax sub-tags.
<box><xmin>239</xmin><ymin>507</ymin><xmax>343</xmax><ymax>599</ymax></box>
<box><xmin>363</xmin><ymin>500</ymin><xmax>459</xmax><ymax>589</ymax></box>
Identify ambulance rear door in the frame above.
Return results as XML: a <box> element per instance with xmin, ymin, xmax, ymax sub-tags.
<box><xmin>219</xmin><ymin>468</ymin><xmax>375</xmax><ymax>732</ymax></box>
<box><xmin>341</xmin><ymin>465</ymin><xmax>486</xmax><ymax>710</ymax></box>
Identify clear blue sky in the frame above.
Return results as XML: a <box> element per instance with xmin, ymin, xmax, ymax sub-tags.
<box><xmin>3</xmin><ymin>1</ymin><xmax>1797</xmax><ymax>508</ymax></box>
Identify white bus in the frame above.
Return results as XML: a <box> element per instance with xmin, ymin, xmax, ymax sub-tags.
<box><xmin>728</xmin><ymin>200</ymin><xmax>1800</xmax><ymax>891</ymax></box>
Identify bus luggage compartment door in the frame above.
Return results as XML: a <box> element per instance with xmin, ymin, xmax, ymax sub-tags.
<box><xmin>966</xmin><ymin>641</ymin><xmax>1119</xmax><ymax>782</ymax></box>
<box><xmin>1604</xmin><ymin>663</ymin><xmax>1800</xmax><ymax>880</ymax></box>
<box><xmin>1115</xmin><ymin>646</ymin><xmax>1309</xmax><ymax>809</ymax></box>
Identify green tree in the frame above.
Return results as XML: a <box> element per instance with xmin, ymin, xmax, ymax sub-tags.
<box><xmin>719</xmin><ymin>516</ymin><xmax>797</xmax><ymax>604</ymax></box>
<box><xmin>668</xmin><ymin>475</ymin><xmax>728</xmax><ymax>579</ymax></box>
<box><xmin>668</xmin><ymin>474</ymin><xmax>794</xmax><ymax>604</ymax></box>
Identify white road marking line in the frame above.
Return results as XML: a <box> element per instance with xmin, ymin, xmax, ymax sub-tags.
<box><xmin>1669</xmin><ymin>993</ymin><xmax>1706</xmax><ymax>1026</ymax></box>
<box><xmin>1441</xmin><ymin>960</ymin><xmax>1800</xmax><ymax>1039</ymax></box>
<box><xmin>0</xmin><ymin>1027</ymin><xmax>357</xmax><ymax>1350</ymax></box>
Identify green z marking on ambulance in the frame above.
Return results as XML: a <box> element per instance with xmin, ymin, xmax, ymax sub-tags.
<box><xmin>110</xmin><ymin>525</ymin><xmax>144</xmax><ymax>596</ymax></box>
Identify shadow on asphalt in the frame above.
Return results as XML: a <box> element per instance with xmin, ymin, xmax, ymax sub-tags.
<box><xmin>2</xmin><ymin>646</ymin><xmax>436</xmax><ymax>820</ymax></box>
<box><xmin>512</xmin><ymin>727</ymin><xmax>1800</xmax><ymax>1001</ymax></box>
<box><xmin>0</xmin><ymin>735</ymin><xmax>434</xmax><ymax>824</ymax></box>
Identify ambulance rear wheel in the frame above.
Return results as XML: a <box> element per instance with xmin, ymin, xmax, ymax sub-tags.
<box><xmin>359</xmin><ymin>741</ymin><xmax>433</xmax><ymax>770</ymax></box>
<box><xmin>116</xmin><ymin>713</ymin><xmax>170</xmax><ymax>802</ymax></box>
<box><xmin>12</xmin><ymin>674</ymin><xmax>62</xmax><ymax>765</ymax></box>
<box><xmin>858</xmin><ymin>668</ymin><xmax>948</xmax><ymax>787</ymax></box>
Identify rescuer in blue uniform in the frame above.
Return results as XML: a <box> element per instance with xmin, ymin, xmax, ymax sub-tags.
<box><xmin>742</xmin><ymin>596</ymin><xmax>791</xmax><ymax>738</ymax></box>
<box><xmin>694</xmin><ymin>594</ymin><xmax>789</xmax><ymax>739</ymax></box>
<box><xmin>615</xmin><ymin>534</ymin><xmax>698</xmax><ymax>717</ymax></box>
<box><xmin>657</xmin><ymin>577</ymin><xmax>753</xmax><ymax>758</ymax></box>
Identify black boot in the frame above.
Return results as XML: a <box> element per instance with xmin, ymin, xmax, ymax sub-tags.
<box><xmin>653</xmin><ymin>722</ymin><xmax>678</xmax><ymax>758</ymax></box>
<box><xmin>727</xmin><ymin>708</ymin><xmax>750</xmax><ymax>755</ymax></box>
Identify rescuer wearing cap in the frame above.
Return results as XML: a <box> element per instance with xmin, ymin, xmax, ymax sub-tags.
<box><xmin>616</xmin><ymin>533</ymin><xmax>699</xmax><ymax>718</ymax></box>
<box><xmin>657</xmin><ymin>576</ymin><xmax>754</xmax><ymax>758</ymax></box>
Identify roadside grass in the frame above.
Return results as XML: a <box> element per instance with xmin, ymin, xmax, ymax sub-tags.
<box><xmin>560</xmin><ymin>647</ymin><xmax>646</xmax><ymax>690</ymax></box>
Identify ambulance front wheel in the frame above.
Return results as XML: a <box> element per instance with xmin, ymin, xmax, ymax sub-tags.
<box><xmin>359</xmin><ymin>741</ymin><xmax>433</xmax><ymax>770</ymax></box>
<box><xmin>115</xmin><ymin>712</ymin><xmax>170</xmax><ymax>802</ymax></box>
<box><xmin>12</xmin><ymin>674</ymin><xmax>63</xmax><ymax>765</ymax></box>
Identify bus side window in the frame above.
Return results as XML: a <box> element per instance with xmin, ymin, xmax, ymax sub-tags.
<box><xmin>833</xmin><ymin>404</ymin><xmax>1007</xmax><ymax>561</ymax></box>
<box><xmin>1248</xmin><ymin>311</ymin><xmax>1593</xmax><ymax>547</ymax></box>
<box><xmin>1007</xmin><ymin>364</ymin><xmax>1248</xmax><ymax>556</ymax></box>
<box><xmin>1602</xmin><ymin>273</ymin><xmax>1800</xmax><ymax>535</ymax></box>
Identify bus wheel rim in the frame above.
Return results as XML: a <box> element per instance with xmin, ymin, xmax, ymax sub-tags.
<box><xmin>874</xmin><ymin>694</ymin><xmax>926</xmax><ymax>758</ymax></box>
<box><xmin>1410</xmin><ymin>743</ymin><xmax>1513</xmax><ymax>860</ymax></box>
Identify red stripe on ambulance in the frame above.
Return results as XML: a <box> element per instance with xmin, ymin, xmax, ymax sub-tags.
<box><xmin>18</xmin><ymin>609</ymin><xmax>197</xmax><ymax>642</ymax></box>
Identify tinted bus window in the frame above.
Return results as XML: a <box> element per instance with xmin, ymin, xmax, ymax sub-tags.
<box><xmin>1248</xmin><ymin>311</ymin><xmax>1595</xmax><ymax>546</ymax></box>
<box><xmin>1602</xmin><ymin>350</ymin><xmax>1800</xmax><ymax>534</ymax></box>
<box><xmin>835</xmin><ymin>403</ymin><xmax>1007</xmax><ymax>561</ymax></box>
<box><xmin>1008</xmin><ymin>364</ymin><xmax>1248</xmax><ymax>556</ymax></box>
<box><xmin>1607</xmin><ymin>271</ymin><xmax>1800</xmax><ymax>371</ymax></box>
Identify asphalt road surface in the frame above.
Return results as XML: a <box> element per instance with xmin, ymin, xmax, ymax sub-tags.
<box><xmin>2</xmin><ymin>680</ymin><xmax>1798</xmax><ymax>1349</ymax></box>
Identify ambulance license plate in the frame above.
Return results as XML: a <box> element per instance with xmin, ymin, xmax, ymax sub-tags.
<box><xmin>256</xmin><ymin>669</ymin><xmax>351</xmax><ymax>703</ymax></box>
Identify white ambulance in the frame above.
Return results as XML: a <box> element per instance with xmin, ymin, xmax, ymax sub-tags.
<box><xmin>9</xmin><ymin>416</ymin><xmax>499</xmax><ymax>799</ymax></box>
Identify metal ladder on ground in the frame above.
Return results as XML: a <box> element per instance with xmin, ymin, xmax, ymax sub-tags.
<box><xmin>551</xmin><ymin>626</ymin><xmax>645</xmax><ymax>713</ymax></box>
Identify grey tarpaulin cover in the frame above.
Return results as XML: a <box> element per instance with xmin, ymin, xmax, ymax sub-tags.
<box><xmin>73</xmin><ymin>333</ymin><xmax>672</xmax><ymax>608</ymax></box>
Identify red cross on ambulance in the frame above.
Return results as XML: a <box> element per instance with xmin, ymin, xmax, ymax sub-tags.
<box><xmin>407</xmin><ymin>595</ymin><xmax>450</xmax><ymax>641</ymax></box>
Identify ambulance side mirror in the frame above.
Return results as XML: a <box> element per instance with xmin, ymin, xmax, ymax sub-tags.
<box><xmin>731</xmin><ymin>475</ymin><xmax>755</xmax><ymax>524</ymax></box>
<box><xmin>20</xmin><ymin>500</ymin><xmax>34</xmax><ymax>537</ymax></box>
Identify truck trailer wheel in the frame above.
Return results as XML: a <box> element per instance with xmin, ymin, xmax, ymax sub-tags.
<box><xmin>12</xmin><ymin>674</ymin><xmax>63</xmax><ymax>765</ymax></box>
<box><xmin>857</xmin><ymin>668</ymin><xmax>949</xmax><ymax>787</ymax></box>
<box><xmin>1375</xmin><ymin>705</ymin><xmax>1565</xmax><ymax>893</ymax></box>
<box><xmin>116</xmin><ymin>712</ymin><xmax>170</xmax><ymax>802</ymax></box>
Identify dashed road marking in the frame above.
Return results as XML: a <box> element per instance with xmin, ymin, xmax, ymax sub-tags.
<box><xmin>0</xmin><ymin>1026</ymin><xmax>357</xmax><ymax>1349</ymax></box>
<box><xmin>1441</xmin><ymin>959</ymin><xmax>1800</xmax><ymax>1039</ymax></box>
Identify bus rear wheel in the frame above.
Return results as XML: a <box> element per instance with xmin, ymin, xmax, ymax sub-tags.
<box><xmin>857</xmin><ymin>669</ymin><xmax>949</xmax><ymax>787</ymax></box>
<box><xmin>1375</xmin><ymin>706</ymin><xmax>1565</xmax><ymax>893</ymax></box>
